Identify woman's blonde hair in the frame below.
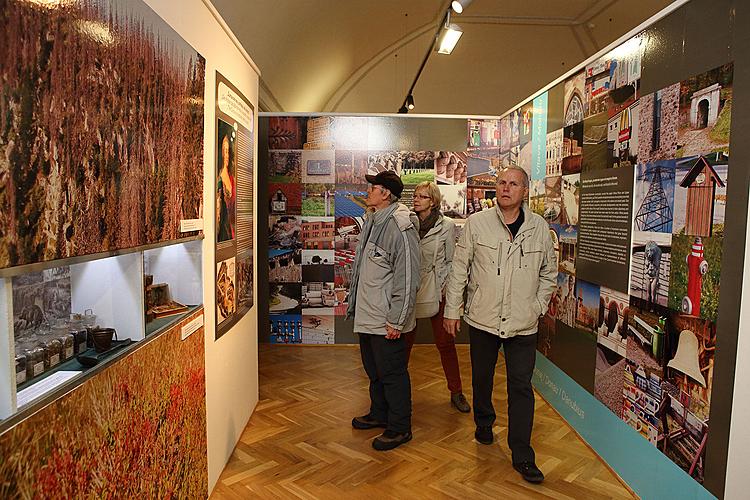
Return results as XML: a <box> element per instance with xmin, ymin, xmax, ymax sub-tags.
<box><xmin>414</xmin><ymin>181</ymin><xmax>442</xmax><ymax>209</ymax></box>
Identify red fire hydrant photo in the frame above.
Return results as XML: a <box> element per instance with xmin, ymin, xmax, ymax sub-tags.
<box><xmin>682</xmin><ymin>236</ymin><xmax>708</xmax><ymax>316</ymax></box>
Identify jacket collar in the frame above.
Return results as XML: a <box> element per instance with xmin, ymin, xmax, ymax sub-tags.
<box><xmin>495</xmin><ymin>203</ymin><xmax>533</xmax><ymax>237</ymax></box>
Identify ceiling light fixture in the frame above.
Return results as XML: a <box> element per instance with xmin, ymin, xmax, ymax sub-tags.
<box><xmin>406</xmin><ymin>94</ymin><xmax>415</xmax><ymax>110</ymax></box>
<box><xmin>436</xmin><ymin>23</ymin><xmax>463</xmax><ymax>55</ymax></box>
<box><xmin>450</xmin><ymin>0</ymin><xmax>473</xmax><ymax>14</ymax></box>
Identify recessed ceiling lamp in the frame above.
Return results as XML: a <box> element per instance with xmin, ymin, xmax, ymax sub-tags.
<box><xmin>436</xmin><ymin>23</ymin><xmax>463</xmax><ymax>54</ymax></box>
<box><xmin>451</xmin><ymin>0</ymin><xmax>473</xmax><ymax>14</ymax></box>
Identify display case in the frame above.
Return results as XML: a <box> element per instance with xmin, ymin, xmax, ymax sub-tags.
<box><xmin>0</xmin><ymin>239</ymin><xmax>203</xmax><ymax>423</ymax></box>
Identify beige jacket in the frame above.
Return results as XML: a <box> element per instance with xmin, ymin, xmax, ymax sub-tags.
<box><xmin>444</xmin><ymin>204</ymin><xmax>557</xmax><ymax>337</ymax></box>
<box><xmin>419</xmin><ymin>213</ymin><xmax>456</xmax><ymax>295</ymax></box>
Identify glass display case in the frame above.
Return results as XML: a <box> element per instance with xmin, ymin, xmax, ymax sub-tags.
<box><xmin>0</xmin><ymin>239</ymin><xmax>203</xmax><ymax>422</ymax></box>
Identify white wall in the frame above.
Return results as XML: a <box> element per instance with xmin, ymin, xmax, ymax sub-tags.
<box><xmin>724</xmin><ymin>192</ymin><xmax>750</xmax><ymax>499</ymax></box>
<box><xmin>143</xmin><ymin>0</ymin><xmax>260</xmax><ymax>493</ymax></box>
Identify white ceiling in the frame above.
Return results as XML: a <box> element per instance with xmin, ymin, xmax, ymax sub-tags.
<box><xmin>210</xmin><ymin>0</ymin><xmax>674</xmax><ymax>115</ymax></box>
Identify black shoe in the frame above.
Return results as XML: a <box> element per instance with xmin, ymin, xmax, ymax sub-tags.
<box><xmin>372</xmin><ymin>430</ymin><xmax>412</xmax><ymax>451</ymax></box>
<box><xmin>513</xmin><ymin>461</ymin><xmax>544</xmax><ymax>484</ymax></box>
<box><xmin>475</xmin><ymin>425</ymin><xmax>493</xmax><ymax>445</ymax></box>
<box><xmin>451</xmin><ymin>392</ymin><xmax>471</xmax><ymax>413</ymax></box>
<box><xmin>352</xmin><ymin>414</ymin><xmax>387</xmax><ymax>430</ymax></box>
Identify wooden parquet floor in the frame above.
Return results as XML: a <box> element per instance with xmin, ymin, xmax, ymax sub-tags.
<box><xmin>211</xmin><ymin>344</ymin><xmax>635</xmax><ymax>499</ymax></box>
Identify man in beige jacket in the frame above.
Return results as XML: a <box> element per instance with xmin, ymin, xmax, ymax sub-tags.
<box><xmin>444</xmin><ymin>165</ymin><xmax>557</xmax><ymax>484</ymax></box>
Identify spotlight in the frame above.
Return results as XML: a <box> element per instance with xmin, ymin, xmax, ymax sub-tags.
<box><xmin>451</xmin><ymin>0</ymin><xmax>473</xmax><ymax>14</ymax></box>
<box><xmin>436</xmin><ymin>24</ymin><xmax>463</xmax><ymax>54</ymax></box>
<box><xmin>406</xmin><ymin>94</ymin><xmax>415</xmax><ymax>110</ymax></box>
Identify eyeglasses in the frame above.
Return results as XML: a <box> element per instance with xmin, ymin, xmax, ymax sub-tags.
<box><xmin>413</xmin><ymin>195</ymin><xmax>431</xmax><ymax>200</ymax></box>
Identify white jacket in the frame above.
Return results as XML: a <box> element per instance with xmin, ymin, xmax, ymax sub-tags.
<box><xmin>444</xmin><ymin>204</ymin><xmax>557</xmax><ymax>338</ymax></box>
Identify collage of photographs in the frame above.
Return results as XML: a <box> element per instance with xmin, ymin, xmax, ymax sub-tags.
<box><xmin>264</xmin><ymin>51</ymin><xmax>733</xmax><ymax>486</ymax></box>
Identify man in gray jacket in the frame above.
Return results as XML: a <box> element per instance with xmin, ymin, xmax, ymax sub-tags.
<box><xmin>444</xmin><ymin>165</ymin><xmax>557</xmax><ymax>483</ymax></box>
<box><xmin>347</xmin><ymin>170</ymin><xmax>420</xmax><ymax>451</ymax></box>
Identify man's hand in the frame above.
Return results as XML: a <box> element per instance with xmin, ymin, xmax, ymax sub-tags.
<box><xmin>443</xmin><ymin>318</ymin><xmax>460</xmax><ymax>338</ymax></box>
<box><xmin>385</xmin><ymin>325</ymin><xmax>401</xmax><ymax>339</ymax></box>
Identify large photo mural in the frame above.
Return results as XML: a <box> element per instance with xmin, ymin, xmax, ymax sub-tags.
<box><xmin>0</xmin><ymin>0</ymin><xmax>205</xmax><ymax>269</ymax></box>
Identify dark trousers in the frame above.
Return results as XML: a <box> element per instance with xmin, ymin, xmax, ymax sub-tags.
<box><xmin>470</xmin><ymin>325</ymin><xmax>537</xmax><ymax>464</ymax></box>
<box><xmin>404</xmin><ymin>300</ymin><xmax>463</xmax><ymax>394</ymax></box>
<box><xmin>358</xmin><ymin>333</ymin><xmax>412</xmax><ymax>433</ymax></box>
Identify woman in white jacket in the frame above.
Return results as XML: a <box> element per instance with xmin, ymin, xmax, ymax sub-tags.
<box><xmin>404</xmin><ymin>181</ymin><xmax>470</xmax><ymax>413</ymax></box>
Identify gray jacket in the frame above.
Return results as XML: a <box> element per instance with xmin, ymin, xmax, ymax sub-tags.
<box><xmin>419</xmin><ymin>213</ymin><xmax>456</xmax><ymax>297</ymax></box>
<box><xmin>444</xmin><ymin>204</ymin><xmax>557</xmax><ymax>338</ymax></box>
<box><xmin>347</xmin><ymin>202</ymin><xmax>421</xmax><ymax>334</ymax></box>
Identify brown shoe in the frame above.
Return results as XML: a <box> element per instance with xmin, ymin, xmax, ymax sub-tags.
<box><xmin>372</xmin><ymin>430</ymin><xmax>412</xmax><ymax>451</ymax></box>
<box><xmin>352</xmin><ymin>414</ymin><xmax>387</xmax><ymax>430</ymax></box>
<box><xmin>451</xmin><ymin>392</ymin><xmax>471</xmax><ymax>413</ymax></box>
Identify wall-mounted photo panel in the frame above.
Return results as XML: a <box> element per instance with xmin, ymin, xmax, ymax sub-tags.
<box><xmin>556</xmin><ymin>271</ymin><xmax>577</xmax><ymax>328</ymax></box>
<box><xmin>302</xmin><ymin>216</ymin><xmax>336</xmax><ymax>252</ymax></box>
<box><xmin>438</xmin><ymin>184</ymin><xmax>467</xmax><ymax>219</ymax></box>
<box><xmin>367</xmin><ymin>150</ymin><xmax>402</xmax><ymax>176</ymax></box>
<box><xmin>331</xmin><ymin>116</ymin><xmax>368</xmax><ymax>150</ymax></box>
<box><xmin>302</xmin><ymin>250</ymin><xmax>334</xmax><ymax>283</ymax></box>
<box><xmin>269</xmin><ymin>150</ymin><xmax>302</xmax><ymax>183</ymax></box>
<box><xmin>468</xmin><ymin>119</ymin><xmax>500</xmax><ymax>149</ymax></box>
<box><xmin>638</xmin><ymin>83</ymin><xmax>679</xmax><ymax>164</ymax></box>
<box><xmin>596</xmin><ymin>286</ymin><xmax>629</xmax><ymax>356</ymax></box>
<box><xmin>269</xmin><ymin>183</ymin><xmax>302</xmax><ymax>215</ymax></box>
<box><xmin>216</xmin><ymin>256</ymin><xmax>236</xmax><ymax>326</ymax></box>
<box><xmin>530</xmin><ymin>179</ymin><xmax>546</xmax><ymax>218</ymax></box>
<box><xmin>564</xmin><ymin>71</ymin><xmax>586</xmax><ymax>126</ymax></box>
<box><xmin>393</xmin><ymin>151</ymin><xmax>435</xmax><ymax>184</ymax></box>
<box><xmin>301</xmin><ymin>149</ymin><xmax>335</xmax><ymax>184</ymax></box>
<box><xmin>269</xmin><ymin>283</ymin><xmax>302</xmax><ymax>316</ymax></box>
<box><xmin>335</xmin><ymin>185</ymin><xmax>369</xmax><ymax>218</ymax></box>
<box><xmin>673</xmin><ymin>153</ymin><xmax>728</xmax><ymax>238</ymax></box>
<box><xmin>623</xmin><ymin>299</ymin><xmax>670</xmax><ymax>448</ymax></box>
<box><xmin>582</xmin><ymin>112</ymin><xmax>608</xmax><ymax>172</ymax></box>
<box><xmin>334</xmin><ymin>251</ymin><xmax>354</xmax><ymax>316</ymax></box>
<box><xmin>546</xmin><ymin>128</ymin><xmax>564</xmax><ymax>177</ymax></box>
<box><xmin>531</xmin><ymin>93</ymin><xmax>549</xmax><ymax>181</ymax></box>
<box><xmin>467</xmin><ymin>152</ymin><xmax>498</xmax><ymax>180</ymax></box>
<box><xmin>435</xmin><ymin>151</ymin><xmax>467</xmax><ymax>185</ymax></box>
<box><xmin>544</xmin><ymin>175</ymin><xmax>562</xmax><ymax>225</ymax></box>
<box><xmin>608</xmin><ymin>101</ymin><xmax>640</xmax><ymax>169</ymax></box>
<box><xmin>595</xmin><ymin>342</ymin><xmax>626</xmax><ymax>418</ymax></box>
<box><xmin>630</xmin><ymin>231</ymin><xmax>671</xmax><ymax>309</ymax></box>
<box><xmin>301</xmin><ymin>314</ymin><xmax>335</xmax><ymax>344</ymax></box>
<box><xmin>302</xmin><ymin>184</ymin><xmax>335</xmax><ymax>216</ymax></box>
<box><xmin>585</xmin><ymin>57</ymin><xmax>611</xmax><ymax>118</ymax></box>
<box><xmin>268</xmin><ymin>248</ymin><xmax>301</xmax><ymax>283</ymax></box>
<box><xmin>334</xmin><ymin>216</ymin><xmax>363</xmax><ymax>251</ymax></box>
<box><xmin>606</xmin><ymin>36</ymin><xmax>643</xmax><ymax>119</ymax></box>
<box><xmin>668</xmin><ymin>234</ymin><xmax>722</xmax><ymax>322</ymax></box>
<box><xmin>562</xmin><ymin>121</ymin><xmax>584</xmax><ymax>175</ymax></box>
<box><xmin>538</xmin><ymin>288</ymin><xmax>558</xmax><ymax>358</ymax></box>
<box><xmin>575</xmin><ymin>279</ymin><xmax>601</xmax><ymax>336</ymax></box>
<box><xmin>519</xmin><ymin>102</ymin><xmax>534</xmax><ymax>146</ymax></box>
<box><xmin>560</xmin><ymin>174</ymin><xmax>580</xmax><ymax>225</ymax></box>
<box><xmin>269</xmin><ymin>215</ymin><xmax>302</xmax><ymax>249</ymax></box>
<box><xmin>558</xmin><ymin>224</ymin><xmax>578</xmax><ymax>275</ymax></box>
<box><xmin>237</xmin><ymin>253</ymin><xmax>253</xmax><ymax>312</ymax></box>
<box><xmin>302</xmin><ymin>282</ymin><xmax>336</xmax><ymax>315</ymax></box>
<box><xmin>634</xmin><ymin>160</ymin><xmax>676</xmax><ymax>233</ymax></box>
<box><xmin>517</xmin><ymin>141</ymin><xmax>533</xmax><ymax>179</ymax></box>
<box><xmin>268</xmin><ymin>117</ymin><xmax>308</xmax><ymax>150</ymax></box>
<box><xmin>466</xmin><ymin>185</ymin><xmax>497</xmax><ymax>215</ymax></box>
<box><xmin>500</xmin><ymin>112</ymin><xmax>519</xmax><ymax>153</ymax></box>
<box><xmin>335</xmin><ymin>150</ymin><xmax>368</xmax><ymax>185</ymax></box>
<box><xmin>677</xmin><ymin>63</ymin><xmax>733</xmax><ymax>158</ymax></box>
<box><xmin>304</xmin><ymin>116</ymin><xmax>334</xmax><ymax>150</ymax></box>
<box><xmin>269</xmin><ymin>314</ymin><xmax>302</xmax><ymax>344</ymax></box>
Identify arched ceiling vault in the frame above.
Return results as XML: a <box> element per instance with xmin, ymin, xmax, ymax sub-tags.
<box><xmin>210</xmin><ymin>0</ymin><xmax>674</xmax><ymax>115</ymax></box>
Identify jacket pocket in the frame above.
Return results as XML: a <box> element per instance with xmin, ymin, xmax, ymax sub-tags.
<box><xmin>475</xmin><ymin>237</ymin><xmax>499</xmax><ymax>274</ymax></box>
<box><xmin>510</xmin><ymin>268</ymin><xmax>541</xmax><ymax>331</ymax></box>
<box><xmin>521</xmin><ymin>240</ymin><xmax>543</xmax><ymax>271</ymax></box>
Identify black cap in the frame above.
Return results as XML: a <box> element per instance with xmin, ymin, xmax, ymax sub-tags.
<box><xmin>365</xmin><ymin>170</ymin><xmax>404</xmax><ymax>198</ymax></box>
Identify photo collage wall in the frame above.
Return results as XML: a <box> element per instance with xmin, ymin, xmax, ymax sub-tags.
<box><xmin>265</xmin><ymin>35</ymin><xmax>734</xmax><ymax>486</ymax></box>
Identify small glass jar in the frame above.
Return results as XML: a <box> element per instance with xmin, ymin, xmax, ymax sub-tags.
<box><xmin>58</xmin><ymin>333</ymin><xmax>75</xmax><ymax>361</ymax></box>
<box><xmin>44</xmin><ymin>338</ymin><xmax>62</xmax><ymax>369</ymax></box>
<box><xmin>26</xmin><ymin>347</ymin><xmax>45</xmax><ymax>379</ymax></box>
<box><xmin>15</xmin><ymin>353</ymin><xmax>27</xmax><ymax>385</ymax></box>
<box><xmin>73</xmin><ymin>329</ymin><xmax>88</xmax><ymax>355</ymax></box>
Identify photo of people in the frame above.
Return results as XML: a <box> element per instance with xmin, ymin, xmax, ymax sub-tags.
<box><xmin>556</xmin><ymin>272</ymin><xmax>577</xmax><ymax>328</ymax></box>
<box><xmin>216</xmin><ymin>120</ymin><xmax>236</xmax><ymax>243</ymax></box>
<box><xmin>216</xmin><ymin>257</ymin><xmax>236</xmax><ymax>324</ymax></box>
<box><xmin>575</xmin><ymin>279</ymin><xmax>601</xmax><ymax>335</ymax></box>
<box><xmin>468</xmin><ymin>119</ymin><xmax>500</xmax><ymax>148</ymax></box>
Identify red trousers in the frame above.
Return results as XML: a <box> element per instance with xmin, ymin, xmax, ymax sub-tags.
<box><xmin>404</xmin><ymin>300</ymin><xmax>463</xmax><ymax>394</ymax></box>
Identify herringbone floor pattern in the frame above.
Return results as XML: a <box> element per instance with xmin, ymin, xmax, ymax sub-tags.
<box><xmin>211</xmin><ymin>344</ymin><xmax>635</xmax><ymax>499</ymax></box>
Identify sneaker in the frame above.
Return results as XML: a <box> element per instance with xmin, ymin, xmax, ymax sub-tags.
<box><xmin>513</xmin><ymin>461</ymin><xmax>544</xmax><ymax>484</ymax></box>
<box><xmin>474</xmin><ymin>425</ymin><xmax>493</xmax><ymax>445</ymax></box>
<box><xmin>451</xmin><ymin>392</ymin><xmax>471</xmax><ymax>413</ymax></box>
<box><xmin>372</xmin><ymin>430</ymin><xmax>412</xmax><ymax>451</ymax></box>
<box><xmin>352</xmin><ymin>414</ymin><xmax>387</xmax><ymax>430</ymax></box>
